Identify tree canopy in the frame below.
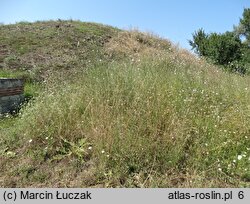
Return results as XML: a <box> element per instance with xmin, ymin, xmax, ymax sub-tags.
<box><xmin>189</xmin><ymin>8</ymin><xmax>250</xmax><ymax>74</ymax></box>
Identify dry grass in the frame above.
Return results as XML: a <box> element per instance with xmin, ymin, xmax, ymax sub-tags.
<box><xmin>0</xmin><ymin>21</ymin><xmax>249</xmax><ymax>187</ymax></box>
<box><xmin>104</xmin><ymin>30</ymin><xmax>172</xmax><ymax>60</ymax></box>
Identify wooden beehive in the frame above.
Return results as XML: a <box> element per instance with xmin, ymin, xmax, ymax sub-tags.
<box><xmin>0</xmin><ymin>78</ymin><xmax>24</xmax><ymax>114</ymax></box>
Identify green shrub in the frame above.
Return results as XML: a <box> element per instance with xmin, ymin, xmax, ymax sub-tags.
<box><xmin>189</xmin><ymin>30</ymin><xmax>244</xmax><ymax>73</ymax></box>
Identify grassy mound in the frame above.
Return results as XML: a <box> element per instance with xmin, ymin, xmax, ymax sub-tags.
<box><xmin>0</xmin><ymin>21</ymin><xmax>249</xmax><ymax>187</ymax></box>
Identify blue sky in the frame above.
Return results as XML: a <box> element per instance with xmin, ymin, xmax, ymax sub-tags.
<box><xmin>1</xmin><ymin>0</ymin><xmax>250</xmax><ymax>49</ymax></box>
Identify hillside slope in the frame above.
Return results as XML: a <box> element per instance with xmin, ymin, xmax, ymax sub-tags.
<box><xmin>0</xmin><ymin>21</ymin><xmax>118</xmax><ymax>80</ymax></box>
<box><xmin>0</xmin><ymin>20</ymin><xmax>170</xmax><ymax>81</ymax></box>
<box><xmin>0</xmin><ymin>21</ymin><xmax>249</xmax><ymax>187</ymax></box>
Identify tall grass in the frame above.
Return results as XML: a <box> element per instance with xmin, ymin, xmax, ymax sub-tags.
<box><xmin>3</xmin><ymin>52</ymin><xmax>248</xmax><ymax>187</ymax></box>
<box><xmin>0</xmin><ymin>22</ymin><xmax>249</xmax><ymax>187</ymax></box>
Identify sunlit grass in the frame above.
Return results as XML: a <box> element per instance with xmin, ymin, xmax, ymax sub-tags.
<box><xmin>2</xmin><ymin>54</ymin><xmax>248</xmax><ymax>187</ymax></box>
<box><xmin>0</xmin><ymin>21</ymin><xmax>249</xmax><ymax>187</ymax></box>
